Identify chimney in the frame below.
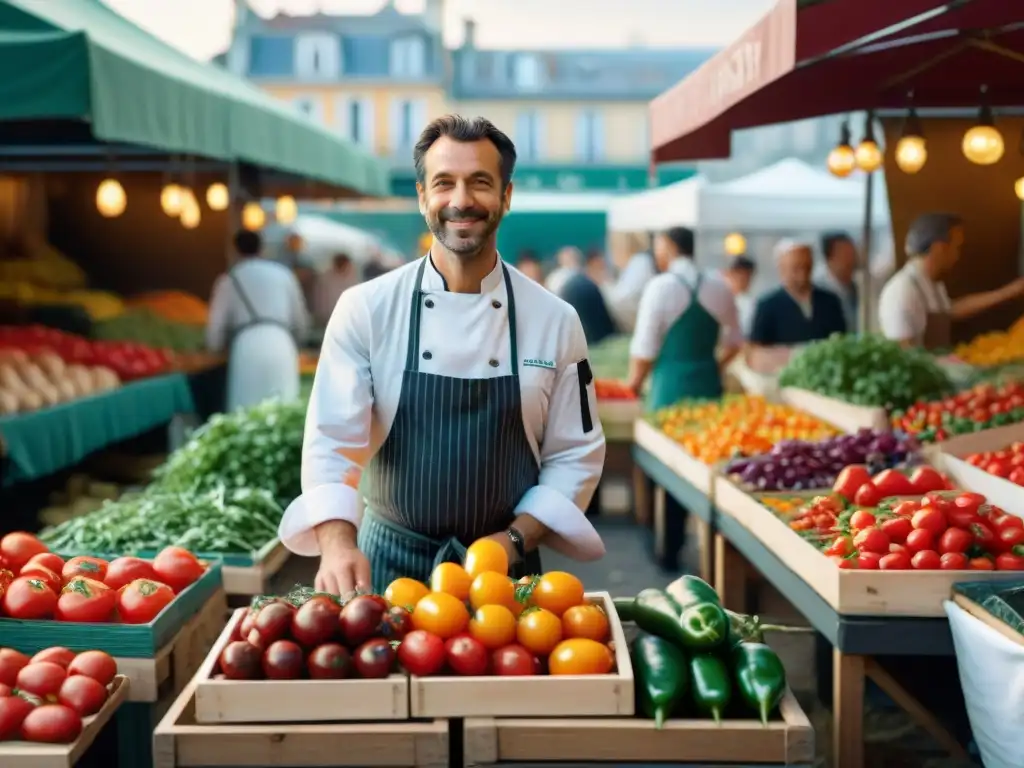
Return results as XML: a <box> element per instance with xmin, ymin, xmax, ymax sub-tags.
<box><xmin>423</xmin><ymin>0</ymin><xmax>444</xmax><ymax>33</ymax></box>
<box><xmin>463</xmin><ymin>17</ymin><xmax>476</xmax><ymax>48</ymax></box>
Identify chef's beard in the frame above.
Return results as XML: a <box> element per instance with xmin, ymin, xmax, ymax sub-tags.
<box><xmin>427</xmin><ymin>205</ymin><xmax>503</xmax><ymax>260</ymax></box>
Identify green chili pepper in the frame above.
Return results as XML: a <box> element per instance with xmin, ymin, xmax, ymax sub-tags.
<box><xmin>677</xmin><ymin>602</ymin><xmax>730</xmax><ymax>651</ymax></box>
<box><xmin>633</xmin><ymin>589</ymin><xmax>689</xmax><ymax>647</ymax></box>
<box><xmin>666</xmin><ymin>575</ymin><xmax>720</xmax><ymax>608</ymax></box>
<box><xmin>732</xmin><ymin>642</ymin><xmax>787</xmax><ymax>725</ymax></box>
<box><xmin>689</xmin><ymin>654</ymin><xmax>731</xmax><ymax>723</ymax></box>
<box><xmin>612</xmin><ymin>596</ymin><xmax>637</xmax><ymax>622</ymax></box>
<box><xmin>631</xmin><ymin>631</ymin><xmax>688</xmax><ymax>729</ymax></box>
<box><xmin>634</xmin><ymin>587</ymin><xmax>729</xmax><ymax>652</ymax></box>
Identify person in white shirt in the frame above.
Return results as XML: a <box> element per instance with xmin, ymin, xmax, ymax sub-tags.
<box><xmin>312</xmin><ymin>253</ymin><xmax>357</xmax><ymax>328</ymax></box>
<box><xmin>815</xmin><ymin>232</ymin><xmax>859</xmax><ymax>332</ymax></box>
<box><xmin>720</xmin><ymin>255</ymin><xmax>757</xmax><ymax>337</ymax></box>
<box><xmin>545</xmin><ymin>246</ymin><xmax>583</xmax><ymax>295</ymax></box>
<box><xmin>282</xmin><ymin>115</ymin><xmax>606</xmax><ymax>596</ymax></box>
<box><xmin>605</xmin><ymin>251</ymin><xmax>657</xmax><ymax>333</ymax></box>
<box><xmin>878</xmin><ymin>212</ymin><xmax>1024</xmax><ymax>350</ymax></box>
<box><xmin>206</xmin><ymin>230</ymin><xmax>311</xmax><ymax>411</ymax></box>
<box><xmin>516</xmin><ymin>250</ymin><xmax>544</xmax><ymax>283</ymax></box>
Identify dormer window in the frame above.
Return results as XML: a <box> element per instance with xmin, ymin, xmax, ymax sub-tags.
<box><xmin>391</xmin><ymin>36</ymin><xmax>426</xmax><ymax>78</ymax></box>
<box><xmin>295</xmin><ymin>33</ymin><xmax>340</xmax><ymax>79</ymax></box>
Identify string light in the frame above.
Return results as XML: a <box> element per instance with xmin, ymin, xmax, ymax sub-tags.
<box><xmin>96</xmin><ymin>179</ymin><xmax>127</xmax><ymax>218</ymax></box>
<box><xmin>827</xmin><ymin>121</ymin><xmax>857</xmax><ymax>178</ymax></box>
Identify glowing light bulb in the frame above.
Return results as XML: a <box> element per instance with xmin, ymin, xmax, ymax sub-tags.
<box><xmin>827</xmin><ymin>144</ymin><xmax>856</xmax><ymax>178</ymax></box>
<box><xmin>962</xmin><ymin>124</ymin><xmax>1005</xmax><ymax>165</ymax></box>
<box><xmin>160</xmin><ymin>183</ymin><xmax>183</xmax><ymax>216</ymax></box>
<box><xmin>854</xmin><ymin>140</ymin><xmax>883</xmax><ymax>173</ymax></box>
<box><xmin>895</xmin><ymin>136</ymin><xmax>927</xmax><ymax>174</ymax></box>
<box><xmin>206</xmin><ymin>183</ymin><xmax>229</xmax><ymax>211</ymax></box>
<box><xmin>723</xmin><ymin>233</ymin><xmax>747</xmax><ymax>256</ymax></box>
<box><xmin>242</xmin><ymin>202</ymin><xmax>266</xmax><ymax>231</ymax></box>
<box><xmin>96</xmin><ymin>179</ymin><xmax>126</xmax><ymax>218</ymax></box>
<box><xmin>275</xmin><ymin>195</ymin><xmax>298</xmax><ymax>224</ymax></box>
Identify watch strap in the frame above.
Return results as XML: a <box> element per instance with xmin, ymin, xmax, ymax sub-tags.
<box><xmin>506</xmin><ymin>526</ymin><xmax>526</xmax><ymax>562</ymax></box>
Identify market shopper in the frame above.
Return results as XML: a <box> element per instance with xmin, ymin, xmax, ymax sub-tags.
<box><xmin>557</xmin><ymin>255</ymin><xmax>618</xmax><ymax>346</ymax></box>
<box><xmin>312</xmin><ymin>252</ymin><xmax>357</xmax><ymax>327</ymax></box>
<box><xmin>206</xmin><ymin>230</ymin><xmax>311</xmax><ymax>411</ymax></box>
<box><xmin>545</xmin><ymin>246</ymin><xmax>583</xmax><ymax>295</ymax></box>
<box><xmin>815</xmin><ymin>231</ymin><xmax>859</xmax><ymax>332</ymax></box>
<box><xmin>720</xmin><ymin>255</ymin><xmax>757</xmax><ymax>337</ymax></box>
<box><xmin>516</xmin><ymin>250</ymin><xmax>544</xmax><ymax>283</ymax></box>
<box><xmin>280</xmin><ymin>115</ymin><xmax>606</xmax><ymax>596</ymax></box>
<box><xmin>878</xmin><ymin>212</ymin><xmax>1024</xmax><ymax>350</ymax></box>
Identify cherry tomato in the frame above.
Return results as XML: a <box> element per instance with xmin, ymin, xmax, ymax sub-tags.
<box><xmin>856</xmin><ymin>551</ymin><xmax>882</xmax><ymax>570</ymax></box>
<box><xmin>824</xmin><ymin>536</ymin><xmax>853</xmax><ymax>557</ymax></box>
<box><xmin>970</xmin><ymin>521</ymin><xmax>998</xmax><ymax>551</ymax></box>
<box><xmin>548</xmin><ymin>638</ymin><xmax>614</xmax><ymax>675</ymax></box>
<box><xmin>61</xmin><ymin>557</ymin><xmax>108</xmax><ymax>584</ymax></box>
<box><xmin>117</xmin><ymin>579</ymin><xmax>175</xmax><ymax>624</ymax></box>
<box><xmin>904</xmin><ymin>528</ymin><xmax>934</xmax><ymax>553</ymax></box>
<box><xmin>911</xmin><ymin>506</ymin><xmax>947</xmax><ymax>536</ymax></box>
<box><xmin>880</xmin><ymin>517</ymin><xmax>913</xmax><ymax>545</ymax></box>
<box><xmin>561</xmin><ymin>604</ymin><xmax>610</xmax><ymax>642</ymax></box>
<box><xmin>891</xmin><ymin>500</ymin><xmax>920</xmax><ymax>518</ymax></box>
<box><xmin>879</xmin><ymin>552</ymin><xmax>911</xmax><ymax>570</ymax></box>
<box><xmin>57</xmin><ymin>675</ymin><xmax>108</xmax><ymax>717</ymax></box>
<box><xmin>853</xmin><ymin>483</ymin><xmax>882</xmax><ymax>507</ymax></box>
<box><xmin>946</xmin><ymin>507</ymin><xmax>982</xmax><ymax>529</ymax></box>
<box><xmin>998</xmin><ymin>527</ymin><xmax>1024</xmax><ymax>551</ymax></box>
<box><xmin>411</xmin><ymin>592</ymin><xmax>469</xmax><ymax>639</ymax></box>
<box><xmin>398</xmin><ymin>630</ymin><xmax>446</xmax><ymax>676</ymax></box>
<box><xmin>831</xmin><ymin>556</ymin><xmax>856</xmax><ymax>569</ymax></box>
<box><xmin>152</xmin><ymin>547</ymin><xmax>204</xmax><ymax>593</ymax></box>
<box><xmin>996</xmin><ymin>552</ymin><xmax>1024</xmax><ymax>571</ymax></box>
<box><xmin>491</xmin><ymin>644</ymin><xmax>536</xmax><ymax>676</ymax></box>
<box><xmin>832</xmin><ymin>465</ymin><xmax>872</xmax><ymax>501</ymax></box>
<box><xmin>67</xmin><ymin>651</ymin><xmax>117</xmax><ymax>687</ymax></box>
<box><xmin>940</xmin><ymin>552</ymin><xmax>969</xmax><ymax>570</ymax></box>
<box><xmin>954</xmin><ymin>493</ymin><xmax>985</xmax><ymax>512</ymax></box>
<box><xmin>0</xmin><ymin>533</ymin><xmax>48</xmax><ymax>573</ymax></box>
<box><xmin>938</xmin><ymin>527</ymin><xmax>972</xmax><ymax>554</ymax></box>
<box><xmin>469</xmin><ymin>605</ymin><xmax>517</xmax><ymax>650</ymax></box>
<box><xmin>994</xmin><ymin>514</ymin><xmax>1024</xmax><ymax>532</ymax></box>
<box><xmin>103</xmin><ymin>557</ymin><xmax>158</xmax><ymax>591</ymax></box>
<box><xmin>911</xmin><ymin>550</ymin><xmax>941</xmax><ymax>570</ymax></box>
<box><xmin>531</xmin><ymin>572</ymin><xmax>585</xmax><ymax>617</ymax></box>
<box><xmin>1</xmin><ymin>577</ymin><xmax>57</xmax><ymax>619</ymax></box>
<box><xmin>444</xmin><ymin>634</ymin><xmax>489</xmax><ymax>676</ymax></box>
<box><xmin>848</xmin><ymin>510</ymin><xmax>875</xmax><ymax>531</ymax></box>
<box><xmin>969</xmin><ymin>557</ymin><xmax>995</xmax><ymax>571</ymax></box>
<box><xmin>853</xmin><ymin>528</ymin><xmax>889</xmax><ymax>555</ymax></box>
<box><xmin>909</xmin><ymin>466</ymin><xmax>946</xmax><ymax>493</ymax></box>
<box><xmin>516</xmin><ymin>608</ymin><xmax>563</xmax><ymax>655</ymax></box>
<box><xmin>56</xmin><ymin>577</ymin><xmax>116</xmax><ymax>623</ymax></box>
<box><xmin>31</xmin><ymin>648</ymin><xmax>75</xmax><ymax>669</ymax></box>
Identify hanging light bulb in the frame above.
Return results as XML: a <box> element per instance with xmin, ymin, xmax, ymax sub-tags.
<box><xmin>854</xmin><ymin>113</ymin><xmax>883</xmax><ymax>173</ymax></box>
<box><xmin>96</xmin><ymin>179</ymin><xmax>127</xmax><ymax>218</ymax></box>
<box><xmin>160</xmin><ymin>183</ymin><xmax>184</xmax><ymax>216</ymax></box>
<box><xmin>205</xmin><ymin>183</ymin><xmax>229</xmax><ymax>211</ymax></box>
<box><xmin>827</xmin><ymin>121</ymin><xmax>857</xmax><ymax>178</ymax></box>
<box><xmin>963</xmin><ymin>89</ymin><xmax>1004</xmax><ymax>165</ymax></box>
<box><xmin>180</xmin><ymin>194</ymin><xmax>201</xmax><ymax>229</ymax></box>
<box><xmin>895</xmin><ymin>107</ymin><xmax>927</xmax><ymax>174</ymax></box>
<box><xmin>276</xmin><ymin>195</ymin><xmax>298</xmax><ymax>224</ymax></box>
<box><xmin>1015</xmin><ymin>177</ymin><xmax>1024</xmax><ymax>201</ymax></box>
<box><xmin>242</xmin><ymin>202</ymin><xmax>266</xmax><ymax>231</ymax></box>
<box><xmin>723</xmin><ymin>233</ymin><xmax>747</xmax><ymax>256</ymax></box>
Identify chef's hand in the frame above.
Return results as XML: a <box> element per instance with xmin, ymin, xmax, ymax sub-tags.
<box><xmin>314</xmin><ymin>521</ymin><xmax>372</xmax><ymax>597</ymax></box>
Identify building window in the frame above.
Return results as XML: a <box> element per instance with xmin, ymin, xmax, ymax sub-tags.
<box><xmin>513</xmin><ymin>54</ymin><xmax>543</xmax><ymax>92</ymax></box>
<box><xmin>390</xmin><ymin>98</ymin><xmax>427</xmax><ymax>153</ymax></box>
<box><xmin>575</xmin><ymin>110</ymin><xmax>605</xmax><ymax>162</ymax></box>
<box><xmin>515</xmin><ymin>111</ymin><xmax>543</xmax><ymax>161</ymax></box>
<box><xmin>337</xmin><ymin>97</ymin><xmax>374</xmax><ymax>147</ymax></box>
<box><xmin>293</xmin><ymin>96</ymin><xmax>324</xmax><ymax>124</ymax></box>
<box><xmin>295</xmin><ymin>33</ymin><xmax>340</xmax><ymax>79</ymax></box>
<box><xmin>390</xmin><ymin>36</ymin><xmax>426</xmax><ymax>78</ymax></box>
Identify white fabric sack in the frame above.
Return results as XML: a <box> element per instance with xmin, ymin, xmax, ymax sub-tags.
<box><xmin>944</xmin><ymin>599</ymin><xmax>1024</xmax><ymax>768</ymax></box>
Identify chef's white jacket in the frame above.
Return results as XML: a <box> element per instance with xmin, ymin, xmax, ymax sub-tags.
<box><xmin>279</xmin><ymin>256</ymin><xmax>606</xmax><ymax>561</ymax></box>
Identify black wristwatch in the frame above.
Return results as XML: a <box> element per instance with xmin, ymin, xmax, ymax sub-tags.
<box><xmin>506</xmin><ymin>526</ymin><xmax>526</xmax><ymax>563</ymax></box>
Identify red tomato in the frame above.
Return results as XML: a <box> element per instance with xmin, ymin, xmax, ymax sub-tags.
<box><xmin>1010</xmin><ymin>468</ymin><xmax>1024</xmax><ymax>486</ymax></box>
<box><xmin>853</xmin><ymin>528</ymin><xmax>889</xmax><ymax>555</ymax></box>
<box><xmin>911</xmin><ymin>550</ymin><xmax>941</xmax><ymax>570</ymax></box>
<box><xmin>880</xmin><ymin>517</ymin><xmax>913</xmax><ymax>544</ymax></box>
<box><xmin>152</xmin><ymin>547</ymin><xmax>204</xmax><ymax>593</ymax></box>
<box><xmin>998</xmin><ymin>527</ymin><xmax>1024</xmax><ymax>551</ymax></box>
<box><xmin>994</xmin><ymin>514</ymin><xmax>1024</xmax><ymax>532</ymax></box>
<box><xmin>61</xmin><ymin>557</ymin><xmax>108</xmax><ymax>584</ymax></box>
<box><xmin>262</xmin><ymin>640</ymin><xmax>305</xmax><ymax>680</ymax></box>
<box><xmin>940</xmin><ymin>552</ymin><xmax>969</xmax><ymax>570</ymax></box>
<box><xmin>879</xmin><ymin>552</ymin><xmax>911</xmax><ymax>570</ymax></box>
<box><xmin>891</xmin><ymin>500</ymin><xmax>920</xmax><ymax>518</ymax></box>
<box><xmin>911</xmin><ymin>506</ymin><xmax>947</xmax><ymax>536</ymax></box>
<box><xmin>2</xmin><ymin>577</ymin><xmax>57</xmax><ymax>619</ymax></box>
<box><xmin>872</xmin><ymin>469</ymin><xmax>916</xmax><ymax>496</ymax></box>
<box><xmin>909</xmin><ymin>466</ymin><xmax>946</xmax><ymax>493</ymax></box>
<box><xmin>970</xmin><ymin>522</ymin><xmax>998</xmax><ymax>552</ymax></box>
<box><xmin>946</xmin><ymin>507</ymin><xmax>982</xmax><ymax>529</ymax></box>
<box><xmin>987</xmin><ymin>461</ymin><xmax>1011</xmax><ymax>478</ymax></box>
<box><xmin>824</xmin><ymin>536</ymin><xmax>853</xmax><ymax>557</ymax></box>
<box><xmin>937</xmin><ymin>527</ymin><xmax>972</xmax><ymax>554</ymax></box>
<box><xmin>22</xmin><ymin>553</ymin><xmax>65</xmax><ymax>575</ymax></box>
<box><xmin>969</xmin><ymin>557</ymin><xmax>995</xmax><ymax>571</ymax></box>
<box><xmin>103</xmin><ymin>557</ymin><xmax>158</xmax><ymax>591</ymax></box>
<box><xmin>444</xmin><ymin>634</ymin><xmax>490</xmax><ymax>676</ymax></box>
<box><xmin>56</xmin><ymin>578</ymin><xmax>116</xmax><ymax>623</ymax></box>
<box><xmin>397</xmin><ymin>630</ymin><xmax>446</xmax><ymax>676</ymax></box>
<box><xmin>0</xmin><ymin>533</ymin><xmax>48</xmax><ymax>573</ymax></box>
<box><xmin>0</xmin><ymin>695</ymin><xmax>35</xmax><ymax>740</ymax></box>
<box><xmin>830</xmin><ymin>556</ymin><xmax>856</xmax><ymax>569</ymax></box>
<box><xmin>848</xmin><ymin>510</ymin><xmax>876</xmax><ymax>531</ymax></box>
<box><xmin>18</xmin><ymin>565</ymin><xmax>61</xmax><ymax>595</ymax></box>
<box><xmin>16</xmin><ymin>663</ymin><xmax>67</xmax><ymax>700</ymax></box>
<box><xmin>904</xmin><ymin>528</ymin><xmax>934</xmax><ymax>553</ymax></box>
<box><xmin>856</xmin><ymin>551</ymin><xmax>882</xmax><ymax>570</ymax></box>
<box><xmin>117</xmin><ymin>579</ymin><xmax>175</xmax><ymax>624</ymax></box>
<box><xmin>307</xmin><ymin>643</ymin><xmax>352</xmax><ymax>680</ymax></box>
<box><xmin>833</xmin><ymin>465</ymin><xmax>872</xmax><ymax>501</ymax></box>
<box><xmin>995</xmin><ymin>552</ymin><xmax>1024</xmax><ymax>571</ymax></box>
<box><xmin>491</xmin><ymin>644</ymin><xmax>537</xmax><ymax>676</ymax></box>
<box><xmin>67</xmin><ymin>652</ymin><xmax>117</xmax><ymax>687</ymax></box>
<box><xmin>31</xmin><ymin>648</ymin><xmax>76</xmax><ymax>669</ymax></box>
<box><xmin>0</xmin><ymin>649</ymin><xmax>30</xmax><ymax>687</ymax></box>
<box><xmin>954</xmin><ymin>492</ymin><xmax>985</xmax><ymax>512</ymax></box>
<box><xmin>19</xmin><ymin>704</ymin><xmax>82</xmax><ymax>744</ymax></box>
<box><xmin>218</xmin><ymin>641</ymin><xmax>263</xmax><ymax>680</ymax></box>
<box><xmin>57</xmin><ymin>676</ymin><xmax>108</xmax><ymax>717</ymax></box>
<box><xmin>853</xmin><ymin>483</ymin><xmax>882</xmax><ymax>507</ymax></box>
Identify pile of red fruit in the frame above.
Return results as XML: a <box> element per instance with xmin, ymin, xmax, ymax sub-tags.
<box><xmin>964</xmin><ymin>442</ymin><xmax>1024</xmax><ymax>487</ymax></box>
<box><xmin>594</xmin><ymin>380</ymin><xmax>637</xmax><ymax>401</ymax></box>
<box><xmin>830</xmin><ymin>465</ymin><xmax>951</xmax><ymax>507</ymax></box>
<box><xmin>0</xmin><ymin>325</ymin><xmax>171</xmax><ymax>381</ymax></box>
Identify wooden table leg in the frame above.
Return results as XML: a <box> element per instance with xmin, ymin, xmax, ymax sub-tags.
<box><xmin>696</xmin><ymin>518</ymin><xmax>714</xmax><ymax>584</ymax></box>
<box><xmin>713</xmin><ymin>534</ymin><xmax>749</xmax><ymax>613</ymax></box>
<box><xmin>632</xmin><ymin>463</ymin><xmax>651</xmax><ymax>526</ymax></box>
<box><xmin>653</xmin><ymin>486</ymin><xmax>666</xmax><ymax>559</ymax></box>
<box><xmin>832</xmin><ymin>649</ymin><xmax>865</xmax><ymax>768</ymax></box>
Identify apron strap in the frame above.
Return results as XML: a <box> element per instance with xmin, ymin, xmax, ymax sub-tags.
<box><xmin>228</xmin><ymin>269</ymin><xmax>262</xmax><ymax>324</ymax></box>
<box><xmin>501</xmin><ymin>262</ymin><xmax>519</xmax><ymax>376</ymax></box>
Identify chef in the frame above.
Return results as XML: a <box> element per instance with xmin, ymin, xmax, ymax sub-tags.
<box><xmin>279</xmin><ymin>115</ymin><xmax>606</xmax><ymax>596</ymax></box>
<box><xmin>206</xmin><ymin>230</ymin><xmax>310</xmax><ymax>410</ymax></box>
<box><xmin>878</xmin><ymin>212</ymin><xmax>1024</xmax><ymax>349</ymax></box>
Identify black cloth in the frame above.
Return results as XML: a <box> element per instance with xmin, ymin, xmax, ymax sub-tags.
<box><xmin>558</xmin><ymin>272</ymin><xmax>618</xmax><ymax>345</ymax></box>
<box><xmin>749</xmin><ymin>286</ymin><xmax>847</xmax><ymax>346</ymax></box>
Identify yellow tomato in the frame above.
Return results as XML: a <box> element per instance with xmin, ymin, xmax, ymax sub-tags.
<box><xmin>548</xmin><ymin>638</ymin><xmax>615</xmax><ymax>675</ymax></box>
<box><xmin>464</xmin><ymin>538</ymin><xmax>508</xmax><ymax>578</ymax></box>
<box><xmin>531</xmin><ymin>571</ymin><xmax>585</xmax><ymax>617</ymax></box>
<box><xmin>430</xmin><ymin>562</ymin><xmax>472</xmax><ymax>602</ymax></box>
<box><xmin>516</xmin><ymin>608</ymin><xmax>563</xmax><ymax>655</ymax></box>
<box><xmin>412</xmin><ymin>592</ymin><xmax>470</xmax><ymax>639</ymax></box>
<box><xmin>384</xmin><ymin>577</ymin><xmax>430</xmax><ymax>609</ymax></box>
<box><xmin>561</xmin><ymin>604</ymin><xmax>610</xmax><ymax>642</ymax></box>
<box><xmin>469</xmin><ymin>572</ymin><xmax>517</xmax><ymax>612</ymax></box>
<box><xmin>469</xmin><ymin>604</ymin><xmax>517</xmax><ymax>649</ymax></box>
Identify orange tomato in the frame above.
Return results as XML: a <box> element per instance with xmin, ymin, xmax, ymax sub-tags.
<box><xmin>430</xmin><ymin>562</ymin><xmax>472</xmax><ymax>602</ymax></box>
<box><xmin>384</xmin><ymin>578</ymin><xmax>430</xmax><ymax>609</ymax></box>
<box><xmin>411</xmin><ymin>592</ymin><xmax>470</xmax><ymax>639</ymax></box>
<box><xmin>516</xmin><ymin>608</ymin><xmax>562</xmax><ymax>655</ymax></box>
<box><xmin>464</xmin><ymin>538</ymin><xmax>508</xmax><ymax>578</ymax></box>
<box><xmin>531</xmin><ymin>572</ymin><xmax>585</xmax><ymax>617</ymax></box>
<box><xmin>561</xmin><ymin>604</ymin><xmax>610</xmax><ymax>642</ymax></box>
<box><xmin>469</xmin><ymin>605</ymin><xmax>517</xmax><ymax>649</ymax></box>
<box><xmin>469</xmin><ymin>572</ymin><xmax>516</xmax><ymax>612</ymax></box>
<box><xmin>548</xmin><ymin>639</ymin><xmax>614</xmax><ymax>675</ymax></box>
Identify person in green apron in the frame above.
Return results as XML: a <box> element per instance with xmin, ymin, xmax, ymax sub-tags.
<box><xmin>277</xmin><ymin>115</ymin><xmax>606</xmax><ymax>596</ymax></box>
<box><xmin>626</xmin><ymin>226</ymin><xmax>743</xmax><ymax>571</ymax></box>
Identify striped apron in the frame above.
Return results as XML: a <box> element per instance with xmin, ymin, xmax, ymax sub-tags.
<box><xmin>358</xmin><ymin>259</ymin><xmax>542</xmax><ymax>594</ymax></box>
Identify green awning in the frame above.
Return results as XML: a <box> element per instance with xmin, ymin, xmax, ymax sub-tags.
<box><xmin>0</xmin><ymin>0</ymin><xmax>389</xmax><ymax>197</ymax></box>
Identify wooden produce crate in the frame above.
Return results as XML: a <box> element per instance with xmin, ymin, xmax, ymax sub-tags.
<box><xmin>154</xmin><ymin>678</ymin><xmax>447</xmax><ymax>768</ymax></box>
<box><xmin>193</xmin><ymin>608</ymin><xmax>409</xmax><ymax>724</ymax></box>
<box><xmin>597</xmin><ymin>399</ymin><xmax>641</xmax><ymax>442</ymax></box>
<box><xmin>926</xmin><ymin>422</ymin><xmax>1024</xmax><ymax>518</ymax></box>
<box><xmin>0</xmin><ymin>676</ymin><xmax>130</xmax><ymax>768</ymax></box>
<box><xmin>410</xmin><ymin>592</ymin><xmax>632</xmax><ymax>718</ymax></box>
<box><xmin>116</xmin><ymin>588</ymin><xmax>228</xmax><ymax>702</ymax></box>
<box><xmin>714</xmin><ymin>476</ymin><xmax>1015</xmax><ymax>617</ymax></box>
<box><xmin>462</xmin><ymin>690</ymin><xmax>813</xmax><ymax>766</ymax></box>
<box><xmin>217</xmin><ymin>539</ymin><xmax>291</xmax><ymax>596</ymax></box>
<box><xmin>633</xmin><ymin>418</ymin><xmax>713</xmax><ymax>495</ymax></box>
<box><xmin>780</xmin><ymin>387</ymin><xmax>889</xmax><ymax>433</ymax></box>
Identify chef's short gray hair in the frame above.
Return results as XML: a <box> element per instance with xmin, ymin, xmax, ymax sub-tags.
<box><xmin>905</xmin><ymin>213</ymin><xmax>963</xmax><ymax>257</ymax></box>
<box><xmin>773</xmin><ymin>238</ymin><xmax>814</xmax><ymax>264</ymax></box>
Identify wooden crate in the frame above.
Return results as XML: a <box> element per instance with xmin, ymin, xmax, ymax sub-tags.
<box><xmin>633</xmin><ymin>418</ymin><xmax>712</xmax><ymax>495</ymax></box>
<box><xmin>218</xmin><ymin>539</ymin><xmax>292</xmax><ymax>596</ymax></box>
<box><xmin>154</xmin><ymin>679</ymin><xmax>447</xmax><ymax>768</ymax></box>
<box><xmin>714</xmin><ymin>475</ymin><xmax>1013</xmax><ymax>617</ymax></box>
<box><xmin>780</xmin><ymin>387</ymin><xmax>889</xmax><ymax>433</ymax></box>
<box><xmin>410</xmin><ymin>592</ymin><xmax>633</xmax><ymax>718</ymax></box>
<box><xmin>116</xmin><ymin>589</ymin><xmax>228</xmax><ymax>702</ymax></box>
<box><xmin>952</xmin><ymin>593</ymin><xmax>1024</xmax><ymax>649</ymax></box>
<box><xmin>462</xmin><ymin>690</ymin><xmax>813</xmax><ymax>766</ymax></box>
<box><xmin>597</xmin><ymin>400</ymin><xmax>641</xmax><ymax>442</ymax></box>
<box><xmin>0</xmin><ymin>676</ymin><xmax>130</xmax><ymax>768</ymax></box>
<box><xmin>193</xmin><ymin>608</ymin><xmax>409</xmax><ymax>724</ymax></box>
<box><xmin>926</xmin><ymin>422</ymin><xmax>1024</xmax><ymax>518</ymax></box>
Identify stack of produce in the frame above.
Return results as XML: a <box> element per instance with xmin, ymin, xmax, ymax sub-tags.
<box><xmin>0</xmin><ymin>284</ymin><xmax>125</xmax><ymax>321</ymax></box>
<box><xmin>891</xmin><ymin>381</ymin><xmax>1024</xmax><ymax>442</ymax></box>
<box><xmin>725</xmin><ymin>429</ymin><xmax>921</xmax><ymax>491</ymax></box>
<box><xmin>0</xmin><ymin>532</ymin><xmax>207</xmax><ymax>622</ymax></box>
<box><xmin>594</xmin><ymin>379</ymin><xmax>636</xmax><ymax>401</ymax></box>
<box><xmin>588</xmin><ymin>335</ymin><xmax>631</xmax><ymax>381</ymax></box>
<box><xmin>0</xmin><ymin>244</ymin><xmax>87</xmax><ymax>292</ymax></box>
<box><xmin>299</xmin><ymin>352</ymin><xmax>318</xmax><ymax>376</ymax></box>
<box><xmin>126</xmin><ymin>291</ymin><xmax>208</xmax><ymax>325</ymax></box>
<box><xmin>964</xmin><ymin>442</ymin><xmax>1024</xmax><ymax>487</ymax></box>
<box><xmin>0</xmin><ymin>645</ymin><xmax>120</xmax><ymax>743</ymax></box>
<box><xmin>94</xmin><ymin>308</ymin><xmax>206</xmax><ymax>353</ymax></box>
<box><xmin>616</xmin><ymin>576</ymin><xmax>787</xmax><ymax>725</ymax></box>
<box><xmin>778</xmin><ymin>334</ymin><xmax>953</xmax><ymax>409</ymax></box>
<box><xmin>0</xmin><ymin>347</ymin><xmax>119</xmax><ymax>415</ymax></box>
<box><xmin>954</xmin><ymin>315</ymin><xmax>1024</xmax><ymax>366</ymax></box>
<box><xmin>655</xmin><ymin>396</ymin><xmax>838</xmax><ymax>464</ymax></box>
